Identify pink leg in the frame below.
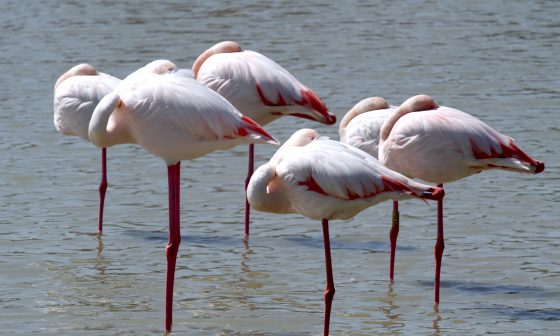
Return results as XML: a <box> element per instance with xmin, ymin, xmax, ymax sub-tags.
<box><xmin>322</xmin><ymin>218</ymin><xmax>336</xmax><ymax>336</ymax></box>
<box><xmin>434</xmin><ymin>183</ymin><xmax>445</xmax><ymax>304</ymax></box>
<box><xmin>389</xmin><ymin>200</ymin><xmax>399</xmax><ymax>281</ymax></box>
<box><xmin>244</xmin><ymin>144</ymin><xmax>255</xmax><ymax>239</ymax></box>
<box><xmin>165</xmin><ymin>162</ymin><xmax>181</xmax><ymax>332</ymax></box>
<box><xmin>98</xmin><ymin>148</ymin><xmax>108</xmax><ymax>234</ymax></box>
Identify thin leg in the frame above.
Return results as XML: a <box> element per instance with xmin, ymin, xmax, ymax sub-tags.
<box><xmin>434</xmin><ymin>183</ymin><xmax>445</xmax><ymax>304</ymax></box>
<box><xmin>389</xmin><ymin>200</ymin><xmax>399</xmax><ymax>281</ymax></box>
<box><xmin>165</xmin><ymin>162</ymin><xmax>182</xmax><ymax>332</ymax></box>
<box><xmin>98</xmin><ymin>147</ymin><xmax>108</xmax><ymax>234</ymax></box>
<box><xmin>244</xmin><ymin>144</ymin><xmax>255</xmax><ymax>239</ymax></box>
<box><xmin>322</xmin><ymin>218</ymin><xmax>336</xmax><ymax>336</ymax></box>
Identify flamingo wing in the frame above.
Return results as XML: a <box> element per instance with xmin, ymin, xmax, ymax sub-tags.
<box><xmin>278</xmin><ymin>138</ymin><xmax>430</xmax><ymax>201</ymax></box>
<box><xmin>382</xmin><ymin>107</ymin><xmax>543</xmax><ymax>182</ymax></box>
<box><xmin>341</xmin><ymin>107</ymin><xmax>395</xmax><ymax>158</ymax></box>
<box><xmin>197</xmin><ymin>51</ymin><xmax>333</xmax><ymax>124</ymax></box>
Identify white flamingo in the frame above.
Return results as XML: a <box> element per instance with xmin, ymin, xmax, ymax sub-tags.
<box><xmin>342</xmin><ymin>94</ymin><xmax>545</xmax><ymax>304</ymax></box>
<box><xmin>53</xmin><ymin>63</ymin><xmax>121</xmax><ymax>234</ymax></box>
<box><xmin>247</xmin><ymin>128</ymin><xmax>444</xmax><ymax>336</ymax></box>
<box><xmin>193</xmin><ymin>41</ymin><xmax>336</xmax><ymax>238</ymax></box>
<box><xmin>88</xmin><ymin>59</ymin><xmax>279</xmax><ymax>332</ymax></box>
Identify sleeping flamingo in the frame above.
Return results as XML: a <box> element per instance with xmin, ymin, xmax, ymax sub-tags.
<box><xmin>371</xmin><ymin>94</ymin><xmax>544</xmax><ymax>303</ymax></box>
<box><xmin>193</xmin><ymin>41</ymin><xmax>336</xmax><ymax>239</ymax></box>
<box><xmin>247</xmin><ymin>128</ymin><xmax>444</xmax><ymax>336</ymax></box>
<box><xmin>88</xmin><ymin>59</ymin><xmax>279</xmax><ymax>332</ymax></box>
<box><xmin>53</xmin><ymin>64</ymin><xmax>121</xmax><ymax>234</ymax></box>
<box><xmin>339</xmin><ymin>97</ymin><xmax>404</xmax><ymax>280</ymax></box>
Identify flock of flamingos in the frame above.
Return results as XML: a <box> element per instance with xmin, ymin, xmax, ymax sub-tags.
<box><xmin>53</xmin><ymin>41</ymin><xmax>545</xmax><ymax>334</ymax></box>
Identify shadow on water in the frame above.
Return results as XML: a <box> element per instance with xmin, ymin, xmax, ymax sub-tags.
<box><xmin>124</xmin><ymin>229</ymin><xmax>243</xmax><ymax>246</ymax></box>
<box><xmin>418</xmin><ymin>279</ymin><xmax>546</xmax><ymax>295</ymax></box>
<box><xmin>419</xmin><ymin>280</ymin><xmax>560</xmax><ymax>320</ymax></box>
<box><xmin>479</xmin><ymin>304</ymin><xmax>560</xmax><ymax>321</ymax></box>
<box><xmin>124</xmin><ymin>229</ymin><xmax>411</xmax><ymax>253</ymax></box>
<box><xmin>284</xmin><ymin>235</ymin><xmax>415</xmax><ymax>252</ymax></box>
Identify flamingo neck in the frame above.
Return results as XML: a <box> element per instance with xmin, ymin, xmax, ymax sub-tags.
<box><xmin>192</xmin><ymin>41</ymin><xmax>242</xmax><ymax>78</ymax></box>
<box><xmin>380</xmin><ymin>94</ymin><xmax>438</xmax><ymax>143</ymax></box>
<box><xmin>89</xmin><ymin>91</ymin><xmax>133</xmax><ymax>148</ymax></box>
<box><xmin>339</xmin><ymin>97</ymin><xmax>389</xmax><ymax>137</ymax></box>
<box><xmin>246</xmin><ymin>163</ymin><xmax>290</xmax><ymax>214</ymax></box>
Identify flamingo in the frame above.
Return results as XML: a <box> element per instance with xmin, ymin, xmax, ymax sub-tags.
<box><xmin>373</xmin><ymin>94</ymin><xmax>545</xmax><ymax>303</ymax></box>
<box><xmin>193</xmin><ymin>41</ymin><xmax>336</xmax><ymax>239</ymax></box>
<box><xmin>53</xmin><ymin>63</ymin><xmax>121</xmax><ymax>234</ymax></box>
<box><xmin>88</xmin><ymin>59</ymin><xmax>279</xmax><ymax>332</ymax></box>
<box><xmin>339</xmin><ymin>97</ymin><xmax>404</xmax><ymax>280</ymax></box>
<box><xmin>247</xmin><ymin>128</ymin><xmax>444</xmax><ymax>336</ymax></box>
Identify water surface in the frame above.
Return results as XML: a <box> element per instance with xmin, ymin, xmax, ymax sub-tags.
<box><xmin>1</xmin><ymin>0</ymin><xmax>559</xmax><ymax>335</ymax></box>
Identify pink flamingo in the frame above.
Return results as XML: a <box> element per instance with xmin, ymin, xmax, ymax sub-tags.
<box><xmin>368</xmin><ymin>94</ymin><xmax>544</xmax><ymax>303</ymax></box>
<box><xmin>88</xmin><ymin>59</ymin><xmax>279</xmax><ymax>332</ymax></box>
<box><xmin>193</xmin><ymin>41</ymin><xmax>336</xmax><ymax>239</ymax></box>
<box><xmin>247</xmin><ymin>128</ymin><xmax>444</xmax><ymax>336</ymax></box>
<box><xmin>339</xmin><ymin>97</ymin><xmax>403</xmax><ymax>280</ymax></box>
<box><xmin>53</xmin><ymin>64</ymin><xmax>121</xmax><ymax>234</ymax></box>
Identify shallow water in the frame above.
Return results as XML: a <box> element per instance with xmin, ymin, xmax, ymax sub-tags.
<box><xmin>1</xmin><ymin>0</ymin><xmax>559</xmax><ymax>335</ymax></box>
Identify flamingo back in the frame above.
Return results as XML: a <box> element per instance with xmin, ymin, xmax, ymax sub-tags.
<box><xmin>197</xmin><ymin>50</ymin><xmax>332</xmax><ymax>126</ymax></box>
<box><xmin>116</xmin><ymin>70</ymin><xmax>278</xmax><ymax>164</ymax></box>
<box><xmin>379</xmin><ymin>106</ymin><xmax>543</xmax><ymax>183</ymax></box>
<box><xmin>54</xmin><ymin>73</ymin><xmax>120</xmax><ymax>140</ymax></box>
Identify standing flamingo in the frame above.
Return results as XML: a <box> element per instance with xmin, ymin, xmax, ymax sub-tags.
<box><xmin>193</xmin><ymin>41</ymin><xmax>336</xmax><ymax>239</ymax></box>
<box><xmin>247</xmin><ymin>128</ymin><xmax>444</xmax><ymax>336</ymax></box>
<box><xmin>53</xmin><ymin>64</ymin><xmax>121</xmax><ymax>234</ymax></box>
<box><xmin>375</xmin><ymin>94</ymin><xmax>545</xmax><ymax>303</ymax></box>
<box><xmin>88</xmin><ymin>59</ymin><xmax>279</xmax><ymax>332</ymax></box>
<box><xmin>339</xmin><ymin>97</ymin><xmax>403</xmax><ymax>280</ymax></box>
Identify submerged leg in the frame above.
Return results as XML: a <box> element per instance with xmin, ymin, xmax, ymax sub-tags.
<box><xmin>98</xmin><ymin>147</ymin><xmax>108</xmax><ymax>234</ymax></box>
<box><xmin>244</xmin><ymin>144</ymin><xmax>255</xmax><ymax>239</ymax></box>
<box><xmin>322</xmin><ymin>218</ymin><xmax>336</xmax><ymax>336</ymax></box>
<box><xmin>389</xmin><ymin>200</ymin><xmax>400</xmax><ymax>281</ymax></box>
<box><xmin>434</xmin><ymin>183</ymin><xmax>445</xmax><ymax>304</ymax></box>
<box><xmin>165</xmin><ymin>162</ymin><xmax>181</xmax><ymax>332</ymax></box>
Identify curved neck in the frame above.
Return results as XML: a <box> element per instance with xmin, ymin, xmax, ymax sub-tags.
<box><xmin>339</xmin><ymin>97</ymin><xmax>389</xmax><ymax>135</ymax></box>
<box><xmin>192</xmin><ymin>41</ymin><xmax>242</xmax><ymax>78</ymax></box>
<box><xmin>88</xmin><ymin>91</ymin><xmax>122</xmax><ymax>148</ymax></box>
<box><xmin>54</xmin><ymin>63</ymin><xmax>97</xmax><ymax>89</ymax></box>
<box><xmin>247</xmin><ymin>163</ymin><xmax>290</xmax><ymax>214</ymax></box>
<box><xmin>380</xmin><ymin>94</ymin><xmax>438</xmax><ymax>142</ymax></box>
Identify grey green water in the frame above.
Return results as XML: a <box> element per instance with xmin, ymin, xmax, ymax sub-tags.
<box><xmin>1</xmin><ymin>0</ymin><xmax>559</xmax><ymax>335</ymax></box>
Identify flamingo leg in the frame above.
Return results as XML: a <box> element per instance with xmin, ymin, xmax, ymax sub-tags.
<box><xmin>165</xmin><ymin>162</ymin><xmax>181</xmax><ymax>332</ymax></box>
<box><xmin>244</xmin><ymin>143</ymin><xmax>255</xmax><ymax>239</ymax></box>
<box><xmin>434</xmin><ymin>183</ymin><xmax>445</xmax><ymax>304</ymax></box>
<box><xmin>322</xmin><ymin>218</ymin><xmax>336</xmax><ymax>336</ymax></box>
<box><xmin>389</xmin><ymin>200</ymin><xmax>399</xmax><ymax>281</ymax></box>
<box><xmin>98</xmin><ymin>147</ymin><xmax>108</xmax><ymax>234</ymax></box>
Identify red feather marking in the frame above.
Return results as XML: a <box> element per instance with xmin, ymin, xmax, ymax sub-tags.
<box><xmin>255</xmin><ymin>82</ymin><xmax>288</xmax><ymax>106</ymax></box>
<box><xmin>238</xmin><ymin>115</ymin><xmax>275</xmax><ymax>141</ymax></box>
<box><xmin>470</xmin><ymin>139</ymin><xmax>539</xmax><ymax>166</ymax></box>
<box><xmin>297</xmin><ymin>176</ymin><xmax>329</xmax><ymax>196</ymax></box>
<box><xmin>381</xmin><ymin>176</ymin><xmax>416</xmax><ymax>194</ymax></box>
<box><xmin>295</xmin><ymin>89</ymin><xmax>336</xmax><ymax>125</ymax></box>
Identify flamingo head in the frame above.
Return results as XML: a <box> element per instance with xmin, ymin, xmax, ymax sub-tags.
<box><xmin>54</xmin><ymin>63</ymin><xmax>98</xmax><ymax>89</ymax></box>
<box><xmin>401</xmin><ymin>94</ymin><xmax>439</xmax><ymax>113</ymax></box>
<box><xmin>283</xmin><ymin>128</ymin><xmax>320</xmax><ymax>147</ymax></box>
<box><xmin>193</xmin><ymin>41</ymin><xmax>243</xmax><ymax>78</ymax></box>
